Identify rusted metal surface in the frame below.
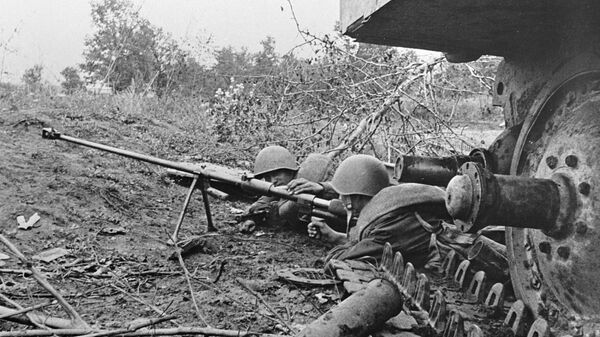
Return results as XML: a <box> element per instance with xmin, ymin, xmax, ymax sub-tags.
<box><xmin>394</xmin><ymin>154</ymin><xmax>486</xmax><ymax>186</ymax></box>
<box><xmin>484</xmin><ymin>283</ymin><xmax>505</xmax><ymax>316</ymax></box>
<box><xmin>465</xmin><ymin>271</ymin><xmax>486</xmax><ymax>303</ymax></box>
<box><xmin>445</xmin><ymin>162</ymin><xmax>565</xmax><ymax>233</ymax></box>
<box><xmin>494</xmin><ymin>54</ymin><xmax>600</xmax><ymax>128</ymax></box>
<box><xmin>341</xmin><ymin>1</ymin><xmax>600</xmax><ymax>330</ymax></box>
<box><xmin>527</xmin><ymin>318</ymin><xmax>549</xmax><ymax>337</ymax></box>
<box><xmin>482</xmin><ymin>123</ymin><xmax>522</xmax><ymax>174</ymax></box>
<box><xmin>507</xmin><ymin>72</ymin><xmax>600</xmax><ymax>318</ymax></box>
<box><xmin>504</xmin><ymin>300</ymin><xmax>529</xmax><ymax>336</ymax></box>
<box><xmin>467</xmin><ymin>236</ymin><xmax>509</xmax><ymax>283</ymax></box>
<box><xmin>296</xmin><ymin>278</ymin><xmax>403</xmax><ymax>337</ymax></box>
<box><xmin>442</xmin><ymin>309</ymin><xmax>465</xmax><ymax>337</ymax></box>
<box><xmin>321</xmin><ymin>244</ymin><xmax>586</xmax><ymax>337</ymax></box>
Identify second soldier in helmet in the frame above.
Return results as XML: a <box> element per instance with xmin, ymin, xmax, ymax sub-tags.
<box><xmin>240</xmin><ymin>145</ymin><xmax>337</xmax><ymax>232</ymax></box>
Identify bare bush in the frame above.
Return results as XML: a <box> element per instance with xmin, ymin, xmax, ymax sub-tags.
<box><xmin>208</xmin><ymin>32</ymin><xmax>500</xmax><ymax>163</ymax></box>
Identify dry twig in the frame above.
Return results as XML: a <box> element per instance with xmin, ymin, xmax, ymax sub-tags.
<box><xmin>0</xmin><ymin>269</ymin><xmax>31</xmax><ymax>275</ymax></box>
<box><xmin>107</xmin><ymin>284</ymin><xmax>177</xmax><ymax>325</ymax></box>
<box><xmin>175</xmin><ymin>250</ymin><xmax>209</xmax><ymax>327</ymax></box>
<box><xmin>0</xmin><ymin>301</ymin><xmax>55</xmax><ymax>320</ymax></box>
<box><xmin>0</xmin><ymin>327</ymin><xmax>282</xmax><ymax>337</ymax></box>
<box><xmin>0</xmin><ymin>302</ymin><xmax>70</xmax><ymax>329</ymax></box>
<box><xmin>190</xmin><ymin>276</ymin><xmax>286</xmax><ymax>326</ymax></box>
<box><xmin>235</xmin><ymin>278</ymin><xmax>295</xmax><ymax>334</ymax></box>
<box><xmin>79</xmin><ymin>314</ymin><xmax>176</xmax><ymax>337</ymax></box>
<box><xmin>0</xmin><ymin>234</ymin><xmax>90</xmax><ymax>329</ymax></box>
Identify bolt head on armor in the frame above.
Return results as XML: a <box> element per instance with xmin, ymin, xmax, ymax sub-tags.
<box><xmin>253</xmin><ymin>146</ymin><xmax>299</xmax><ymax>178</ymax></box>
<box><xmin>331</xmin><ymin>154</ymin><xmax>390</xmax><ymax>196</ymax></box>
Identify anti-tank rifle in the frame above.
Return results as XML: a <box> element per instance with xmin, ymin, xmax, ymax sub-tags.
<box><xmin>41</xmin><ymin>128</ymin><xmax>345</xmax><ymax>244</ymax></box>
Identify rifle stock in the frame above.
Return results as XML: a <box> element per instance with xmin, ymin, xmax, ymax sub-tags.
<box><xmin>42</xmin><ymin>128</ymin><xmax>345</xmax><ymax>222</ymax></box>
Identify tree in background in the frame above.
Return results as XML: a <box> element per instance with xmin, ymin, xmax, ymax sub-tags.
<box><xmin>82</xmin><ymin>0</ymin><xmax>195</xmax><ymax>95</ymax></box>
<box><xmin>75</xmin><ymin>1</ymin><xmax>501</xmax><ymax>162</ymax></box>
<box><xmin>22</xmin><ymin>64</ymin><xmax>43</xmax><ymax>91</ymax></box>
<box><xmin>82</xmin><ymin>0</ymin><xmax>157</xmax><ymax>92</ymax></box>
<box><xmin>60</xmin><ymin>66</ymin><xmax>84</xmax><ymax>94</ymax></box>
<box><xmin>254</xmin><ymin>36</ymin><xmax>278</xmax><ymax>74</ymax></box>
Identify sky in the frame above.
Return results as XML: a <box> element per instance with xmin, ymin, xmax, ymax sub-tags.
<box><xmin>0</xmin><ymin>0</ymin><xmax>340</xmax><ymax>84</ymax></box>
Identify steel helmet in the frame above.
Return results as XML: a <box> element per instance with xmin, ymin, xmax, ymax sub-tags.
<box><xmin>331</xmin><ymin>154</ymin><xmax>390</xmax><ymax>196</ymax></box>
<box><xmin>253</xmin><ymin>146</ymin><xmax>299</xmax><ymax>177</ymax></box>
<box><xmin>297</xmin><ymin>153</ymin><xmax>334</xmax><ymax>182</ymax></box>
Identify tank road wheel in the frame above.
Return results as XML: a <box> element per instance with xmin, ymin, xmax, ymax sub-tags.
<box><xmin>507</xmin><ymin>71</ymin><xmax>600</xmax><ymax>320</ymax></box>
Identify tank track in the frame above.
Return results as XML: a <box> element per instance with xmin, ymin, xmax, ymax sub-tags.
<box><xmin>330</xmin><ymin>242</ymin><xmax>553</xmax><ymax>337</ymax></box>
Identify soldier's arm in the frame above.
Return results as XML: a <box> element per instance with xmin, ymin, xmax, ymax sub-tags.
<box><xmin>286</xmin><ymin>178</ymin><xmax>339</xmax><ymax>199</ymax></box>
<box><xmin>248</xmin><ymin>195</ymin><xmax>278</xmax><ymax>213</ymax></box>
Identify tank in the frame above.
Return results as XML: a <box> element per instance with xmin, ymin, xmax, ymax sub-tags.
<box><xmin>341</xmin><ymin>0</ymin><xmax>600</xmax><ymax>331</ymax></box>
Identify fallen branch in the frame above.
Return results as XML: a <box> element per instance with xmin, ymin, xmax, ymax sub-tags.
<box><xmin>0</xmin><ymin>234</ymin><xmax>90</xmax><ymax>329</ymax></box>
<box><xmin>190</xmin><ymin>276</ymin><xmax>287</xmax><ymax>327</ymax></box>
<box><xmin>0</xmin><ymin>327</ymin><xmax>282</xmax><ymax>337</ymax></box>
<box><xmin>0</xmin><ymin>293</ymin><xmax>50</xmax><ymax>330</ymax></box>
<box><xmin>235</xmin><ymin>278</ymin><xmax>295</xmax><ymax>334</ymax></box>
<box><xmin>123</xmin><ymin>270</ymin><xmax>181</xmax><ymax>277</ymax></box>
<box><xmin>0</xmin><ymin>268</ymin><xmax>32</xmax><ymax>275</ymax></box>
<box><xmin>175</xmin><ymin>250</ymin><xmax>209</xmax><ymax>327</ymax></box>
<box><xmin>0</xmin><ymin>303</ymin><xmax>71</xmax><ymax>329</ymax></box>
<box><xmin>107</xmin><ymin>284</ymin><xmax>178</xmax><ymax>326</ymax></box>
<box><xmin>80</xmin><ymin>314</ymin><xmax>176</xmax><ymax>337</ymax></box>
<box><xmin>0</xmin><ymin>301</ymin><xmax>55</xmax><ymax>320</ymax></box>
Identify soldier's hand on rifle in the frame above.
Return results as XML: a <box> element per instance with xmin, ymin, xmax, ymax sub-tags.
<box><xmin>287</xmin><ymin>178</ymin><xmax>324</xmax><ymax>195</ymax></box>
<box><xmin>307</xmin><ymin>221</ymin><xmax>322</xmax><ymax>240</ymax></box>
<box><xmin>248</xmin><ymin>200</ymin><xmax>276</xmax><ymax>214</ymax></box>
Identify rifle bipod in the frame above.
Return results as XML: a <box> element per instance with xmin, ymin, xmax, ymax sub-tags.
<box><xmin>42</xmin><ymin>128</ymin><xmax>217</xmax><ymax>246</ymax></box>
<box><xmin>42</xmin><ymin>127</ymin><xmax>346</xmax><ymax>247</ymax></box>
<box><xmin>170</xmin><ymin>175</ymin><xmax>216</xmax><ymax>246</ymax></box>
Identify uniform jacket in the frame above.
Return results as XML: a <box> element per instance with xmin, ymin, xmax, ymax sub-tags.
<box><xmin>325</xmin><ymin>183</ymin><xmax>449</xmax><ymax>268</ymax></box>
<box><xmin>248</xmin><ymin>153</ymin><xmax>337</xmax><ymax>227</ymax></box>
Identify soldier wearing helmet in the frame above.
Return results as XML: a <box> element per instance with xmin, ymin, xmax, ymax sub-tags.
<box><xmin>240</xmin><ymin>146</ymin><xmax>337</xmax><ymax>232</ymax></box>
<box><xmin>308</xmin><ymin>154</ymin><xmax>450</xmax><ymax>268</ymax></box>
<box><xmin>252</xmin><ymin>145</ymin><xmax>299</xmax><ymax>186</ymax></box>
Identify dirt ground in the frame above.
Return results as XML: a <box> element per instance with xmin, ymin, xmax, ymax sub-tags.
<box><xmin>0</xmin><ymin>94</ymin><xmax>508</xmax><ymax>336</ymax></box>
<box><xmin>0</xmin><ymin>107</ymin><xmax>341</xmax><ymax>334</ymax></box>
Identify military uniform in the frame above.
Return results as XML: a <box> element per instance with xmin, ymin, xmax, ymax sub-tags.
<box><xmin>247</xmin><ymin>152</ymin><xmax>336</xmax><ymax>228</ymax></box>
<box><xmin>325</xmin><ymin>183</ymin><xmax>449</xmax><ymax>268</ymax></box>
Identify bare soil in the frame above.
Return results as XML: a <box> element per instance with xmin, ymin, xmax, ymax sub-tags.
<box><xmin>0</xmin><ymin>107</ymin><xmax>338</xmax><ymax>334</ymax></box>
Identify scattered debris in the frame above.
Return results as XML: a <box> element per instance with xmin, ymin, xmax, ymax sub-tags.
<box><xmin>0</xmin><ymin>234</ymin><xmax>90</xmax><ymax>329</ymax></box>
<box><xmin>276</xmin><ymin>267</ymin><xmax>341</xmax><ymax>287</ymax></box>
<box><xmin>32</xmin><ymin>248</ymin><xmax>70</xmax><ymax>263</ymax></box>
<box><xmin>16</xmin><ymin>213</ymin><xmax>40</xmax><ymax>230</ymax></box>
<box><xmin>314</xmin><ymin>293</ymin><xmax>329</xmax><ymax>304</ymax></box>
<box><xmin>254</xmin><ymin>231</ymin><xmax>267</xmax><ymax>237</ymax></box>
<box><xmin>238</xmin><ymin>219</ymin><xmax>256</xmax><ymax>233</ymax></box>
<box><xmin>16</xmin><ymin>216</ymin><xmax>26</xmax><ymax>229</ymax></box>
<box><xmin>385</xmin><ymin>312</ymin><xmax>419</xmax><ymax>331</ymax></box>
<box><xmin>168</xmin><ymin>236</ymin><xmax>217</xmax><ymax>260</ymax></box>
<box><xmin>98</xmin><ymin>226</ymin><xmax>128</xmax><ymax>236</ymax></box>
<box><xmin>0</xmin><ymin>253</ymin><xmax>8</xmax><ymax>267</ymax></box>
<box><xmin>230</xmin><ymin>207</ymin><xmax>245</xmax><ymax>215</ymax></box>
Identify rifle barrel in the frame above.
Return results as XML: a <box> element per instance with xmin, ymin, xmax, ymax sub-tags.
<box><xmin>42</xmin><ymin>128</ymin><xmax>345</xmax><ymax>219</ymax></box>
